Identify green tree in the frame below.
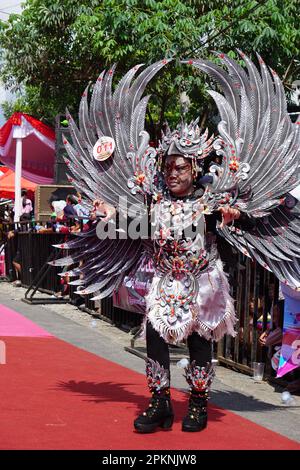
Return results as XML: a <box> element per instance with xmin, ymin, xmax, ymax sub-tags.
<box><xmin>0</xmin><ymin>0</ymin><xmax>299</xmax><ymax>134</ymax></box>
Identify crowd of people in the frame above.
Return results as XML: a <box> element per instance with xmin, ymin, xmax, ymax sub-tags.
<box><xmin>0</xmin><ymin>189</ymin><xmax>97</xmax><ymax>290</ymax></box>
<box><xmin>0</xmin><ymin>189</ymin><xmax>93</xmax><ymax>235</ymax></box>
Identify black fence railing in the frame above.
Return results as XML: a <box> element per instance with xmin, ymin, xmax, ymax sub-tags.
<box><xmin>217</xmin><ymin>252</ymin><xmax>280</xmax><ymax>377</ymax></box>
<box><xmin>5</xmin><ymin>231</ymin><xmax>69</xmax><ymax>292</ymax></box>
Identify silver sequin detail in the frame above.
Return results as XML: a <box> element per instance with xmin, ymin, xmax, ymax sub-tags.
<box><xmin>184</xmin><ymin>360</ymin><xmax>215</xmax><ymax>392</ymax></box>
<box><xmin>146</xmin><ymin>358</ymin><xmax>170</xmax><ymax>392</ymax></box>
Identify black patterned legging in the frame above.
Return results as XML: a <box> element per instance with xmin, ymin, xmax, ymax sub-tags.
<box><xmin>146</xmin><ymin>321</ymin><xmax>212</xmax><ymax>371</ymax></box>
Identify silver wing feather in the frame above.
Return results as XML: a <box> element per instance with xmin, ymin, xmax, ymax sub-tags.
<box><xmin>50</xmin><ymin>229</ymin><xmax>150</xmax><ymax>300</ymax></box>
<box><xmin>184</xmin><ymin>52</ymin><xmax>300</xmax><ymax>217</ymax></box>
<box><xmin>63</xmin><ymin>60</ymin><xmax>170</xmax><ymax>210</ymax></box>
<box><xmin>52</xmin><ymin>61</ymin><xmax>168</xmax><ymax>298</ymax></box>
<box><xmin>220</xmin><ymin>204</ymin><xmax>300</xmax><ymax>288</ymax></box>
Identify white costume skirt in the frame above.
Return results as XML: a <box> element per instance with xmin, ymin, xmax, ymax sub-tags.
<box><xmin>141</xmin><ymin>258</ymin><xmax>237</xmax><ymax>344</ymax></box>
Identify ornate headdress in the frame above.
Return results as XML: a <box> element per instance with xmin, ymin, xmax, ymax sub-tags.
<box><xmin>157</xmin><ymin>118</ymin><xmax>214</xmax><ymax>160</ymax></box>
<box><xmin>156</xmin><ymin>118</ymin><xmax>214</xmax><ymax>182</ymax></box>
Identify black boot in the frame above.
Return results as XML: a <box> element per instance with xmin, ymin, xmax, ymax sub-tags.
<box><xmin>134</xmin><ymin>358</ymin><xmax>174</xmax><ymax>433</ymax></box>
<box><xmin>182</xmin><ymin>390</ymin><xmax>208</xmax><ymax>432</ymax></box>
<box><xmin>182</xmin><ymin>361</ymin><xmax>215</xmax><ymax>433</ymax></box>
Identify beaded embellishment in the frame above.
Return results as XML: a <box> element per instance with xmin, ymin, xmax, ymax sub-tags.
<box><xmin>184</xmin><ymin>360</ymin><xmax>215</xmax><ymax>393</ymax></box>
<box><xmin>146</xmin><ymin>358</ymin><xmax>170</xmax><ymax>392</ymax></box>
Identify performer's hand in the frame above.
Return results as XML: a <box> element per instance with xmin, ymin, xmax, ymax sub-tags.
<box><xmin>93</xmin><ymin>199</ymin><xmax>105</xmax><ymax>209</ymax></box>
<box><xmin>219</xmin><ymin>206</ymin><xmax>240</xmax><ymax>228</ymax></box>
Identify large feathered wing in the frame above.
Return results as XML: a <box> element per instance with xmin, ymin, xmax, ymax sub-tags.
<box><xmin>51</xmin><ymin>232</ymin><xmax>149</xmax><ymax>300</ymax></box>
<box><xmin>184</xmin><ymin>52</ymin><xmax>300</xmax><ymax>289</ymax></box>
<box><xmin>51</xmin><ymin>61</ymin><xmax>169</xmax><ymax>297</ymax></box>
<box><xmin>220</xmin><ymin>204</ymin><xmax>300</xmax><ymax>289</ymax></box>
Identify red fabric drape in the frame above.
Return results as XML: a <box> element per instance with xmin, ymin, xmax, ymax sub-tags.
<box><xmin>0</xmin><ymin>112</ymin><xmax>55</xmax><ymax>147</ymax></box>
<box><xmin>0</xmin><ymin>112</ymin><xmax>55</xmax><ymax>184</ymax></box>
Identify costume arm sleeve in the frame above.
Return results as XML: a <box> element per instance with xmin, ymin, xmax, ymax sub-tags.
<box><xmin>206</xmin><ymin>211</ymin><xmax>257</xmax><ymax>233</ymax></box>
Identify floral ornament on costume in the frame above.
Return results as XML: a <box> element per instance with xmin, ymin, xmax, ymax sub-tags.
<box><xmin>146</xmin><ymin>358</ymin><xmax>170</xmax><ymax>393</ymax></box>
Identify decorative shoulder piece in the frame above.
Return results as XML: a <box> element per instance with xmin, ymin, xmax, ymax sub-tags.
<box><xmin>146</xmin><ymin>358</ymin><xmax>170</xmax><ymax>392</ymax></box>
<box><xmin>184</xmin><ymin>360</ymin><xmax>215</xmax><ymax>392</ymax></box>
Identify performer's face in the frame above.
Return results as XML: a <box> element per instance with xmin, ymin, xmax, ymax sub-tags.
<box><xmin>164</xmin><ymin>155</ymin><xmax>194</xmax><ymax>197</ymax></box>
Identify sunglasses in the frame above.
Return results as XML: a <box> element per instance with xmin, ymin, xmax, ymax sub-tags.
<box><xmin>163</xmin><ymin>164</ymin><xmax>192</xmax><ymax>176</ymax></box>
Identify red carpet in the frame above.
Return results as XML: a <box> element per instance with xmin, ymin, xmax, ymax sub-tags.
<box><xmin>0</xmin><ymin>333</ymin><xmax>299</xmax><ymax>450</ymax></box>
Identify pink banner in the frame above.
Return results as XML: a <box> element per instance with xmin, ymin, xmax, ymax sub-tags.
<box><xmin>113</xmin><ymin>255</ymin><xmax>154</xmax><ymax>315</ymax></box>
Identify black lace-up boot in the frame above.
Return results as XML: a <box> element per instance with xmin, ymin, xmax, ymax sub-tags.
<box><xmin>182</xmin><ymin>390</ymin><xmax>208</xmax><ymax>432</ymax></box>
<box><xmin>134</xmin><ymin>359</ymin><xmax>174</xmax><ymax>433</ymax></box>
<box><xmin>182</xmin><ymin>361</ymin><xmax>215</xmax><ymax>432</ymax></box>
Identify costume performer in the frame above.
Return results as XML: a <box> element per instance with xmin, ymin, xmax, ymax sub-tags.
<box><xmin>53</xmin><ymin>53</ymin><xmax>300</xmax><ymax>433</ymax></box>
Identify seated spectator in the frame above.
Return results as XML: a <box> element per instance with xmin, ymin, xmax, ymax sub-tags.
<box><xmin>18</xmin><ymin>189</ymin><xmax>33</xmax><ymax>219</ymax></box>
<box><xmin>48</xmin><ymin>195</ymin><xmax>66</xmax><ymax>220</ymax></box>
<box><xmin>63</xmin><ymin>194</ymin><xmax>78</xmax><ymax>224</ymax></box>
<box><xmin>74</xmin><ymin>192</ymin><xmax>90</xmax><ymax>224</ymax></box>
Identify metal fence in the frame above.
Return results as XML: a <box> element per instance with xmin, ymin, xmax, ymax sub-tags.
<box><xmin>217</xmin><ymin>251</ymin><xmax>279</xmax><ymax>376</ymax></box>
<box><xmin>5</xmin><ymin>230</ymin><xmax>68</xmax><ymax>293</ymax></box>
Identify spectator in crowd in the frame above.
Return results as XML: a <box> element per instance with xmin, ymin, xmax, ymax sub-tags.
<box><xmin>70</xmin><ymin>220</ymin><xmax>81</xmax><ymax>233</ymax></box>
<box><xmin>63</xmin><ymin>194</ymin><xmax>78</xmax><ymax>223</ymax></box>
<box><xmin>258</xmin><ymin>300</ymin><xmax>284</xmax><ymax>375</ymax></box>
<box><xmin>48</xmin><ymin>195</ymin><xmax>66</xmax><ymax>220</ymax></box>
<box><xmin>74</xmin><ymin>192</ymin><xmax>90</xmax><ymax>224</ymax></box>
<box><xmin>259</xmin><ymin>300</ymin><xmax>284</xmax><ymax>348</ymax></box>
<box><xmin>20</xmin><ymin>189</ymin><xmax>33</xmax><ymax>218</ymax></box>
<box><xmin>37</xmin><ymin>214</ymin><xmax>59</xmax><ymax>233</ymax></box>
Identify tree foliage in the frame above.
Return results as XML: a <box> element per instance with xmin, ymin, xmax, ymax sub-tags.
<box><xmin>0</xmin><ymin>0</ymin><xmax>299</xmax><ymax>134</ymax></box>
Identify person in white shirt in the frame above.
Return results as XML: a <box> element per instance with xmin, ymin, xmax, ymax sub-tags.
<box><xmin>20</xmin><ymin>189</ymin><xmax>33</xmax><ymax>216</ymax></box>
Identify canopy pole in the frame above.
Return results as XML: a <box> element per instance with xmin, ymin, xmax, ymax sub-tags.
<box><xmin>14</xmin><ymin>137</ymin><xmax>22</xmax><ymax>222</ymax></box>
